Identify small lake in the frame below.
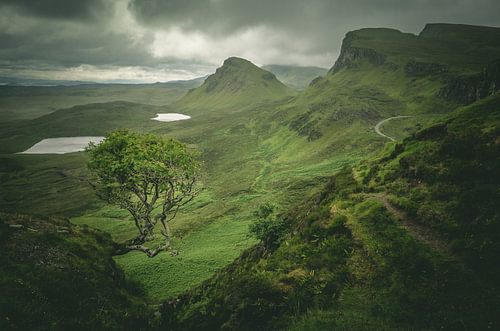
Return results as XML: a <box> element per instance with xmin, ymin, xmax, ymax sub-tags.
<box><xmin>20</xmin><ymin>136</ymin><xmax>105</xmax><ymax>154</ymax></box>
<box><xmin>152</xmin><ymin>113</ymin><xmax>191</xmax><ymax>122</ymax></box>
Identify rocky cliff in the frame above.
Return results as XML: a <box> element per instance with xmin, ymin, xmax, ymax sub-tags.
<box><xmin>439</xmin><ymin>59</ymin><xmax>500</xmax><ymax>104</ymax></box>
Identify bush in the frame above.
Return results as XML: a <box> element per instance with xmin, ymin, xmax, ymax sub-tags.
<box><xmin>249</xmin><ymin>218</ymin><xmax>287</xmax><ymax>251</ymax></box>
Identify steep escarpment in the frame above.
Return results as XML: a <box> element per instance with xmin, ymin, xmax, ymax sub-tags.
<box><xmin>438</xmin><ymin>59</ymin><xmax>500</xmax><ymax>103</ymax></box>
<box><xmin>278</xmin><ymin>24</ymin><xmax>500</xmax><ymax>151</ymax></box>
<box><xmin>328</xmin><ymin>29</ymin><xmax>389</xmax><ymax>74</ymax></box>
<box><xmin>419</xmin><ymin>23</ymin><xmax>500</xmax><ymax>46</ymax></box>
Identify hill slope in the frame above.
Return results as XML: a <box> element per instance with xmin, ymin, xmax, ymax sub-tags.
<box><xmin>159</xmin><ymin>92</ymin><xmax>500</xmax><ymax>331</ymax></box>
<box><xmin>0</xmin><ymin>213</ymin><xmax>149</xmax><ymax>330</ymax></box>
<box><xmin>156</xmin><ymin>23</ymin><xmax>500</xmax><ymax>330</ymax></box>
<box><xmin>256</xmin><ymin>23</ymin><xmax>500</xmax><ymax>171</ymax></box>
<box><xmin>174</xmin><ymin>57</ymin><xmax>296</xmax><ymax>111</ymax></box>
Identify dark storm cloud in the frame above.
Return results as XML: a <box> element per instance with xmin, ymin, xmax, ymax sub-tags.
<box><xmin>129</xmin><ymin>0</ymin><xmax>500</xmax><ymax>34</ymax></box>
<box><xmin>129</xmin><ymin>0</ymin><xmax>500</xmax><ymax>64</ymax></box>
<box><xmin>1</xmin><ymin>0</ymin><xmax>500</xmax><ymax>82</ymax></box>
<box><xmin>0</xmin><ymin>0</ymin><xmax>159</xmax><ymax>68</ymax></box>
<box><xmin>0</xmin><ymin>0</ymin><xmax>109</xmax><ymax>20</ymax></box>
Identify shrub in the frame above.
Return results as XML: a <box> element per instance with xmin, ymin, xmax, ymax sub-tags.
<box><xmin>249</xmin><ymin>217</ymin><xmax>287</xmax><ymax>251</ymax></box>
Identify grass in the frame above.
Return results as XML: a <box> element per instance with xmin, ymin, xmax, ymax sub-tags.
<box><xmin>161</xmin><ymin>94</ymin><xmax>500</xmax><ymax>327</ymax></box>
<box><xmin>0</xmin><ymin>153</ymin><xmax>101</xmax><ymax>216</ymax></box>
<box><xmin>1</xmin><ymin>25</ymin><xmax>499</xmax><ymax>320</ymax></box>
<box><xmin>114</xmin><ymin>215</ymin><xmax>257</xmax><ymax>303</ymax></box>
<box><xmin>0</xmin><ymin>56</ymin><xmax>456</xmax><ymax>307</ymax></box>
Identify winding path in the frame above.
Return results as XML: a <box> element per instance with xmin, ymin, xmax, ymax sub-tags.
<box><xmin>366</xmin><ymin>193</ymin><xmax>458</xmax><ymax>260</ymax></box>
<box><xmin>374</xmin><ymin>116</ymin><xmax>414</xmax><ymax>141</ymax></box>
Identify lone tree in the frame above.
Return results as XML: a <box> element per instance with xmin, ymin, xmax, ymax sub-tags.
<box><xmin>87</xmin><ymin>130</ymin><xmax>200</xmax><ymax>257</ymax></box>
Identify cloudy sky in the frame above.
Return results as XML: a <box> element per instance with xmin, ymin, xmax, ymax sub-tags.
<box><xmin>1</xmin><ymin>0</ymin><xmax>499</xmax><ymax>83</ymax></box>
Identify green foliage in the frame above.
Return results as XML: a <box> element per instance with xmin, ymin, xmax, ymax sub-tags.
<box><xmin>1</xmin><ymin>24</ymin><xmax>500</xmax><ymax>330</ymax></box>
<box><xmin>160</xmin><ymin>173</ymin><xmax>355</xmax><ymax>330</ymax></box>
<box><xmin>253</xmin><ymin>202</ymin><xmax>275</xmax><ymax>219</ymax></box>
<box><xmin>249</xmin><ymin>203</ymin><xmax>287</xmax><ymax>250</ymax></box>
<box><xmin>87</xmin><ymin>130</ymin><xmax>200</xmax><ymax>206</ymax></box>
<box><xmin>87</xmin><ymin>130</ymin><xmax>200</xmax><ymax>255</ymax></box>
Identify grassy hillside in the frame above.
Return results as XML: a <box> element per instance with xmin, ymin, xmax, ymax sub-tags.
<box><xmin>255</xmin><ymin>23</ymin><xmax>500</xmax><ymax>172</ymax></box>
<box><xmin>0</xmin><ymin>153</ymin><xmax>100</xmax><ymax>216</ymax></box>
<box><xmin>174</xmin><ymin>57</ymin><xmax>296</xmax><ymax>111</ymax></box>
<box><xmin>160</xmin><ymin>93</ymin><xmax>500</xmax><ymax>331</ymax></box>
<box><xmin>262</xmin><ymin>65</ymin><xmax>328</xmax><ymax>90</ymax></box>
<box><xmin>0</xmin><ymin>213</ymin><xmax>149</xmax><ymax>330</ymax></box>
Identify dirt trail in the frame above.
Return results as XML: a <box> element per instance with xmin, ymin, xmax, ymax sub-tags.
<box><xmin>367</xmin><ymin>193</ymin><xmax>458</xmax><ymax>260</ymax></box>
<box><xmin>374</xmin><ymin>116</ymin><xmax>414</xmax><ymax>141</ymax></box>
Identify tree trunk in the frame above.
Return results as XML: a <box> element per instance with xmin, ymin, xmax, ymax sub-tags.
<box><xmin>114</xmin><ymin>229</ymin><xmax>172</xmax><ymax>258</ymax></box>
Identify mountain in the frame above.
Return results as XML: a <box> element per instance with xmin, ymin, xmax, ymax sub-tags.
<box><xmin>174</xmin><ymin>57</ymin><xmax>296</xmax><ymax>111</ymax></box>
<box><xmin>160</xmin><ymin>89</ymin><xmax>500</xmax><ymax>331</ymax></box>
<box><xmin>0</xmin><ymin>75</ymin><xmax>207</xmax><ymax>87</ymax></box>
<box><xmin>261</xmin><ymin>65</ymin><xmax>328</xmax><ymax>90</ymax></box>
<box><xmin>158</xmin><ymin>24</ymin><xmax>500</xmax><ymax>330</ymax></box>
<box><xmin>1</xmin><ymin>23</ymin><xmax>499</xmax><ymax>330</ymax></box>
<box><xmin>265</xmin><ymin>23</ymin><xmax>500</xmax><ymax>158</ymax></box>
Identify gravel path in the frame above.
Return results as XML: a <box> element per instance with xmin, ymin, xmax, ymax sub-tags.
<box><xmin>374</xmin><ymin>116</ymin><xmax>414</xmax><ymax>141</ymax></box>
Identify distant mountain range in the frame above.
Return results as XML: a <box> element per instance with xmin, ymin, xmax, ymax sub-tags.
<box><xmin>0</xmin><ymin>75</ymin><xmax>208</xmax><ymax>87</ymax></box>
<box><xmin>262</xmin><ymin>64</ymin><xmax>328</xmax><ymax>90</ymax></box>
<box><xmin>0</xmin><ymin>64</ymin><xmax>328</xmax><ymax>90</ymax></box>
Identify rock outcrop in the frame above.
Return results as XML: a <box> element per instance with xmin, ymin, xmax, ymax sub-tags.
<box><xmin>438</xmin><ymin>59</ymin><xmax>500</xmax><ymax>104</ymax></box>
<box><xmin>329</xmin><ymin>32</ymin><xmax>386</xmax><ymax>74</ymax></box>
<box><xmin>405</xmin><ymin>60</ymin><xmax>448</xmax><ymax>77</ymax></box>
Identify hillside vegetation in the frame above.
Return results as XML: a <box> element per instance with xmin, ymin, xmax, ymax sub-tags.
<box><xmin>160</xmin><ymin>92</ymin><xmax>500</xmax><ymax>331</ymax></box>
<box><xmin>0</xmin><ymin>23</ymin><xmax>499</xmax><ymax>330</ymax></box>
<box><xmin>0</xmin><ymin>213</ymin><xmax>149</xmax><ymax>330</ymax></box>
<box><xmin>157</xmin><ymin>23</ymin><xmax>500</xmax><ymax>330</ymax></box>
<box><xmin>175</xmin><ymin>57</ymin><xmax>296</xmax><ymax>111</ymax></box>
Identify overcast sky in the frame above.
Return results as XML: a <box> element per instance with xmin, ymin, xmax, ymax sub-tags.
<box><xmin>1</xmin><ymin>0</ymin><xmax>499</xmax><ymax>83</ymax></box>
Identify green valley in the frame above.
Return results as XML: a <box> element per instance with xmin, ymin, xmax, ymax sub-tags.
<box><xmin>1</xmin><ymin>21</ymin><xmax>499</xmax><ymax>331</ymax></box>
